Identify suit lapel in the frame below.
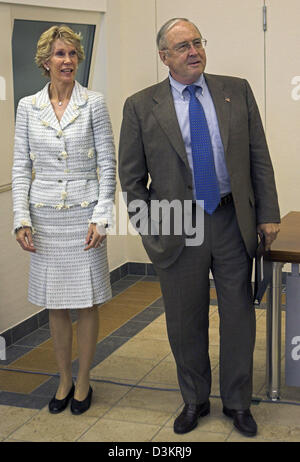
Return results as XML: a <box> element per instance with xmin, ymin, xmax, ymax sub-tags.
<box><xmin>204</xmin><ymin>73</ymin><xmax>231</xmax><ymax>154</ymax></box>
<box><xmin>151</xmin><ymin>76</ymin><xmax>232</xmax><ymax>169</ymax></box>
<box><xmin>152</xmin><ymin>79</ymin><xmax>190</xmax><ymax>171</ymax></box>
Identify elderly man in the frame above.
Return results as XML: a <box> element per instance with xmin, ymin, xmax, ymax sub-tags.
<box><xmin>118</xmin><ymin>18</ymin><xmax>280</xmax><ymax>437</ymax></box>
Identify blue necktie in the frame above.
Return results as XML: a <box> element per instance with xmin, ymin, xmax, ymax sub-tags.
<box><xmin>187</xmin><ymin>85</ymin><xmax>220</xmax><ymax>214</ymax></box>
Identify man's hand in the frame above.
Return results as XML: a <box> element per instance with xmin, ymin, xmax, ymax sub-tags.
<box><xmin>257</xmin><ymin>223</ymin><xmax>280</xmax><ymax>251</ymax></box>
<box><xmin>16</xmin><ymin>227</ymin><xmax>36</xmax><ymax>252</ymax></box>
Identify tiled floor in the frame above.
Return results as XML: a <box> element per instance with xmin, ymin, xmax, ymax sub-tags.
<box><xmin>1</xmin><ymin>275</ymin><xmax>300</xmax><ymax>442</ymax></box>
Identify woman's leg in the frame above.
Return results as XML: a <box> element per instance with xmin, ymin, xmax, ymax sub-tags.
<box><xmin>49</xmin><ymin>309</ymin><xmax>73</xmax><ymax>399</ymax></box>
<box><xmin>75</xmin><ymin>305</ymin><xmax>99</xmax><ymax>400</ymax></box>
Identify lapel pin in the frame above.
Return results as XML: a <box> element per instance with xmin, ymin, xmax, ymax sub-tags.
<box><xmin>225</xmin><ymin>97</ymin><xmax>231</xmax><ymax>103</ymax></box>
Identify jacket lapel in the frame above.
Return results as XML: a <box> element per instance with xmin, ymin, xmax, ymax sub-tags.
<box><xmin>59</xmin><ymin>81</ymin><xmax>88</xmax><ymax>130</ymax></box>
<box><xmin>152</xmin><ymin>79</ymin><xmax>191</xmax><ymax>171</ymax></box>
<box><xmin>34</xmin><ymin>82</ymin><xmax>60</xmax><ymax>132</ymax></box>
<box><xmin>204</xmin><ymin>73</ymin><xmax>231</xmax><ymax>154</ymax></box>
<box><xmin>33</xmin><ymin>81</ymin><xmax>88</xmax><ymax>132</ymax></box>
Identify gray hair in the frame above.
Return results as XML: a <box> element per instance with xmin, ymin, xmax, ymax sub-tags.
<box><xmin>156</xmin><ymin>18</ymin><xmax>201</xmax><ymax>50</ymax></box>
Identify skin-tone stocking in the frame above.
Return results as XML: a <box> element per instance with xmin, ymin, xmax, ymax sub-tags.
<box><xmin>49</xmin><ymin>305</ymin><xmax>99</xmax><ymax>401</ymax></box>
<box><xmin>75</xmin><ymin>306</ymin><xmax>99</xmax><ymax>400</ymax></box>
<box><xmin>49</xmin><ymin>309</ymin><xmax>73</xmax><ymax>399</ymax></box>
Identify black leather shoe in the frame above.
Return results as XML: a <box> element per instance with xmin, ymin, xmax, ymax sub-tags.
<box><xmin>174</xmin><ymin>401</ymin><xmax>210</xmax><ymax>434</ymax></box>
<box><xmin>48</xmin><ymin>383</ymin><xmax>75</xmax><ymax>414</ymax></box>
<box><xmin>223</xmin><ymin>407</ymin><xmax>257</xmax><ymax>437</ymax></box>
<box><xmin>71</xmin><ymin>386</ymin><xmax>93</xmax><ymax>415</ymax></box>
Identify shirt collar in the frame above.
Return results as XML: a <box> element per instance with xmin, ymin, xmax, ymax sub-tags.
<box><xmin>169</xmin><ymin>73</ymin><xmax>205</xmax><ymax>98</ymax></box>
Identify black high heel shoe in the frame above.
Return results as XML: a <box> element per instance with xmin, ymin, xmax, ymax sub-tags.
<box><xmin>48</xmin><ymin>383</ymin><xmax>75</xmax><ymax>414</ymax></box>
<box><xmin>71</xmin><ymin>386</ymin><xmax>93</xmax><ymax>415</ymax></box>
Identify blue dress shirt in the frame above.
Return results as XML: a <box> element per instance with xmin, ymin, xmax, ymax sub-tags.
<box><xmin>169</xmin><ymin>73</ymin><xmax>231</xmax><ymax>198</ymax></box>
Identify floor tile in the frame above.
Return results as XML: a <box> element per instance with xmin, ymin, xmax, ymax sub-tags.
<box><xmin>207</xmin><ymin>327</ymin><xmax>220</xmax><ymax>346</ymax></box>
<box><xmin>0</xmin><ymin>369</ymin><xmax>48</xmax><ymax>393</ymax></box>
<box><xmin>7</xmin><ymin>409</ymin><xmax>98</xmax><ymax>442</ymax></box>
<box><xmin>256</xmin><ymin>311</ymin><xmax>266</xmax><ymax>332</ymax></box>
<box><xmin>132</xmin><ymin>306</ymin><xmax>164</xmax><ymax>323</ymax></box>
<box><xmin>252</xmin><ymin>371</ymin><xmax>267</xmax><ymax>395</ymax></box>
<box><xmin>30</xmin><ymin>376</ymin><xmax>60</xmax><ymax>398</ymax></box>
<box><xmin>90</xmin><ymin>355</ymin><xmax>159</xmax><ymax>384</ymax></box>
<box><xmin>15</xmin><ymin>328</ymin><xmax>51</xmax><ymax>348</ymax></box>
<box><xmin>226</xmin><ymin>432</ymin><xmax>270</xmax><ymax>442</ymax></box>
<box><xmin>78</xmin><ymin>418</ymin><xmax>161</xmax><ymax>442</ymax></box>
<box><xmin>103</xmin><ymin>405</ymin><xmax>173</xmax><ymax>426</ymax></box>
<box><xmin>91</xmin><ymin>381</ymin><xmax>132</xmax><ymax>405</ymax></box>
<box><xmin>253</xmin><ymin>348</ymin><xmax>268</xmax><ymax>372</ymax></box>
<box><xmin>152</xmin><ymin>426</ymin><xmax>228</xmax><ymax>442</ymax></box>
<box><xmin>115</xmin><ymin>387</ymin><xmax>182</xmax><ymax>413</ymax></box>
<box><xmin>115</xmin><ymin>337</ymin><xmax>171</xmax><ymax>361</ymax></box>
<box><xmin>140</xmin><ymin>359</ymin><xmax>179</xmax><ymax>387</ymax></box>
<box><xmin>253</xmin><ymin>402</ymin><xmax>300</xmax><ymax>428</ymax></box>
<box><xmin>279</xmin><ymin>385</ymin><xmax>300</xmax><ymax>402</ymax></box>
<box><xmin>90</xmin><ymin>336</ymin><xmax>130</xmax><ymax>366</ymax></box>
<box><xmin>1</xmin><ymin>345</ymin><xmax>33</xmax><ymax>366</ymax></box>
<box><xmin>255</xmin><ymin>333</ymin><xmax>267</xmax><ymax>350</ymax></box>
<box><xmin>0</xmin><ymin>391</ymin><xmax>49</xmax><ymax>409</ymax></box>
<box><xmin>112</xmin><ymin>320</ymin><xmax>150</xmax><ymax>338</ymax></box>
<box><xmin>97</xmin><ymin>315</ymin><xmax>130</xmax><ymax>340</ymax></box>
<box><xmin>0</xmin><ymin>405</ymin><xmax>38</xmax><ymax>439</ymax></box>
<box><xmin>209</xmin><ymin>312</ymin><xmax>220</xmax><ymax>328</ymax></box>
<box><xmin>135</xmin><ymin>320</ymin><xmax>169</xmax><ymax>341</ymax></box>
<box><xmin>99</xmin><ymin>301</ymin><xmax>148</xmax><ymax>319</ymax></box>
<box><xmin>9</xmin><ymin>346</ymin><xmax>70</xmax><ymax>374</ymax></box>
<box><xmin>228</xmin><ymin>423</ymin><xmax>300</xmax><ymax>442</ymax></box>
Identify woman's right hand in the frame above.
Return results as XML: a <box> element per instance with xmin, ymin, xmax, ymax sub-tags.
<box><xmin>16</xmin><ymin>227</ymin><xmax>36</xmax><ymax>252</ymax></box>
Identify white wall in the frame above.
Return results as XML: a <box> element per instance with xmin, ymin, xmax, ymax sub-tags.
<box><xmin>265</xmin><ymin>0</ymin><xmax>300</xmax><ymax>217</ymax></box>
<box><xmin>108</xmin><ymin>0</ymin><xmax>157</xmax><ymax>265</ymax></box>
<box><xmin>0</xmin><ymin>0</ymin><xmax>107</xmax><ymax>12</ymax></box>
<box><xmin>156</xmin><ymin>0</ymin><xmax>266</xmax><ymax>116</ymax></box>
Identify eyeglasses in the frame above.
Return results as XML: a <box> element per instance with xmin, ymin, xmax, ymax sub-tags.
<box><xmin>165</xmin><ymin>38</ymin><xmax>207</xmax><ymax>54</ymax></box>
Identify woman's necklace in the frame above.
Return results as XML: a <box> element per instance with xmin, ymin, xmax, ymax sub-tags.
<box><xmin>49</xmin><ymin>85</ymin><xmax>73</xmax><ymax>107</ymax></box>
<box><xmin>56</xmin><ymin>94</ymin><xmax>70</xmax><ymax>106</ymax></box>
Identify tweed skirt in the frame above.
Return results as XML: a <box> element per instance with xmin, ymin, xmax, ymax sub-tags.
<box><xmin>28</xmin><ymin>202</ymin><xmax>112</xmax><ymax>309</ymax></box>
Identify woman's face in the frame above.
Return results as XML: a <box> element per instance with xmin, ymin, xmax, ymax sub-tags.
<box><xmin>45</xmin><ymin>39</ymin><xmax>78</xmax><ymax>84</ymax></box>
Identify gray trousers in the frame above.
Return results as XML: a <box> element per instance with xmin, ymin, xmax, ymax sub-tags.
<box><xmin>155</xmin><ymin>201</ymin><xmax>256</xmax><ymax>410</ymax></box>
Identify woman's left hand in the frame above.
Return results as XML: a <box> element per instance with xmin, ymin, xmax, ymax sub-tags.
<box><xmin>84</xmin><ymin>223</ymin><xmax>106</xmax><ymax>250</ymax></box>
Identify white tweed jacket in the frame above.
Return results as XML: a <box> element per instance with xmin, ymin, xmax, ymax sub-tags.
<box><xmin>12</xmin><ymin>80</ymin><xmax>116</xmax><ymax>232</ymax></box>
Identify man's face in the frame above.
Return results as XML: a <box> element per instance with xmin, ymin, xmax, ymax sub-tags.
<box><xmin>159</xmin><ymin>21</ymin><xmax>207</xmax><ymax>85</ymax></box>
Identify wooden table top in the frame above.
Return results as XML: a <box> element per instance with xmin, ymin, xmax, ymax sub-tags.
<box><xmin>267</xmin><ymin>212</ymin><xmax>300</xmax><ymax>263</ymax></box>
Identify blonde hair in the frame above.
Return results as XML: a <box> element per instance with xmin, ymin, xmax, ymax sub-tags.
<box><xmin>35</xmin><ymin>25</ymin><xmax>85</xmax><ymax>77</ymax></box>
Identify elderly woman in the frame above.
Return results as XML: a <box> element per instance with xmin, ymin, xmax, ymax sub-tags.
<box><xmin>12</xmin><ymin>25</ymin><xmax>116</xmax><ymax>415</ymax></box>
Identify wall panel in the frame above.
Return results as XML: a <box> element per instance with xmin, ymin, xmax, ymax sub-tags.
<box><xmin>265</xmin><ymin>0</ymin><xmax>300</xmax><ymax>216</ymax></box>
<box><xmin>0</xmin><ymin>4</ymin><xmax>15</xmax><ymax>191</ymax></box>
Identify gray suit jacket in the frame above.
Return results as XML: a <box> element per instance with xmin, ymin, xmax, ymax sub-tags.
<box><xmin>118</xmin><ymin>74</ymin><xmax>280</xmax><ymax>268</ymax></box>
